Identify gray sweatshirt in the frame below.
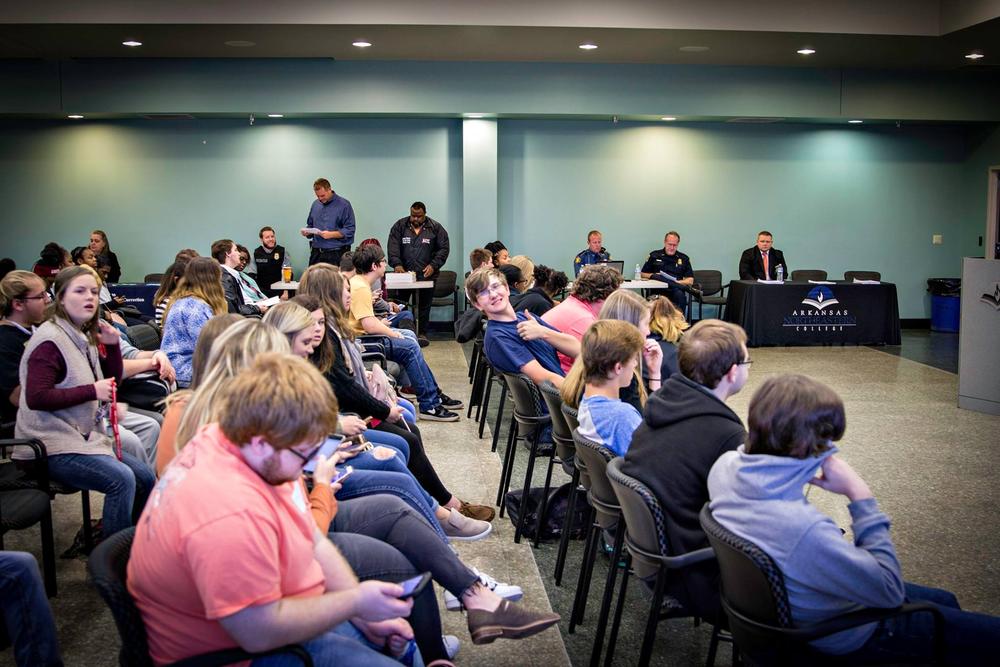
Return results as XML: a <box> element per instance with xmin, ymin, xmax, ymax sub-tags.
<box><xmin>707</xmin><ymin>446</ymin><xmax>905</xmax><ymax>654</ymax></box>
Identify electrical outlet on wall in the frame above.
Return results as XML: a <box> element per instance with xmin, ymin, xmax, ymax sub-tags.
<box><xmin>932</xmin><ymin>234</ymin><xmax>943</xmax><ymax>245</ymax></box>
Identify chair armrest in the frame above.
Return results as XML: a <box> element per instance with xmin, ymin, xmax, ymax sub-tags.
<box><xmin>663</xmin><ymin>546</ymin><xmax>716</xmax><ymax>569</ymax></box>
<box><xmin>781</xmin><ymin>601</ymin><xmax>943</xmax><ymax>643</ymax></box>
<box><xmin>169</xmin><ymin>644</ymin><xmax>313</xmax><ymax>667</ymax></box>
<box><xmin>0</xmin><ymin>438</ymin><xmax>50</xmax><ymax>491</ymax></box>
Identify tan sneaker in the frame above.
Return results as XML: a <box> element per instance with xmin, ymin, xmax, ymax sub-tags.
<box><xmin>459</xmin><ymin>500</ymin><xmax>496</xmax><ymax>523</ymax></box>
<box><xmin>442</xmin><ymin>508</ymin><xmax>492</xmax><ymax>541</ymax></box>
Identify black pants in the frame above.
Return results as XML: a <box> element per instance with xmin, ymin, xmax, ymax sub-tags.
<box><xmin>309</xmin><ymin>246</ymin><xmax>348</xmax><ymax>267</ymax></box>
<box><xmin>374</xmin><ymin>420</ymin><xmax>452</xmax><ymax>507</ymax></box>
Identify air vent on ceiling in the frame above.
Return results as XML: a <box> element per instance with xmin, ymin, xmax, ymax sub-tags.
<box><xmin>141</xmin><ymin>114</ymin><xmax>196</xmax><ymax>120</ymax></box>
<box><xmin>726</xmin><ymin>117</ymin><xmax>786</xmax><ymax>123</ymax></box>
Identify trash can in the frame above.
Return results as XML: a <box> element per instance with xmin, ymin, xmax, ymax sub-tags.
<box><xmin>927</xmin><ymin>278</ymin><xmax>961</xmax><ymax>332</ymax></box>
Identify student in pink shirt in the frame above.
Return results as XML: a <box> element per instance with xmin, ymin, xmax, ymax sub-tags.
<box><xmin>540</xmin><ymin>264</ymin><xmax>622</xmax><ymax>372</ymax></box>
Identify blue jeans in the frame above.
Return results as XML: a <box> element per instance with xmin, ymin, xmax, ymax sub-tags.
<box><xmin>363</xmin><ymin>429</ymin><xmax>411</xmax><ymax>462</ymax></box>
<box><xmin>336</xmin><ymin>453</ymin><xmax>447</xmax><ymax>542</ymax></box>
<box><xmin>397</xmin><ymin>398</ymin><xmax>417</xmax><ymax>425</ymax></box>
<box><xmin>46</xmin><ymin>451</ymin><xmax>155</xmax><ymax>536</ymax></box>
<box><xmin>847</xmin><ymin>581</ymin><xmax>1000</xmax><ymax>666</ymax></box>
<box><xmin>386</xmin><ymin>334</ymin><xmax>440</xmax><ymax>411</ymax></box>
<box><xmin>251</xmin><ymin>619</ymin><xmax>423</xmax><ymax>667</ymax></box>
<box><xmin>389</xmin><ymin>310</ymin><xmax>415</xmax><ymax>328</ymax></box>
<box><xmin>0</xmin><ymin>551</ymin><xmax>63</xmax><ymax>666</ymax></box>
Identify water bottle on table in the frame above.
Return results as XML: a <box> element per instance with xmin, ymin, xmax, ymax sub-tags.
<box><xmin>776</xmin><ymin>265</ymin><xmax>784</xmax><ymax>282</ymax></box>
<box><xmin>634</xmin><ymin>263</ymin><xmax>642</xmax><ymax>281</ymax></box>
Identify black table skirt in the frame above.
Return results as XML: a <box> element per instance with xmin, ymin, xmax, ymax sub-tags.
<box><xmin>724</xmin><ymin>280</ymin><xmax>901</xmax><ymax>347</ymax></box>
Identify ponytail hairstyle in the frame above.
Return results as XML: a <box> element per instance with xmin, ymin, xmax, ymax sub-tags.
<box><xmin>648</xmin><ymin>295</ymin><xmax>690</xmax><ymax>344</ymax></box>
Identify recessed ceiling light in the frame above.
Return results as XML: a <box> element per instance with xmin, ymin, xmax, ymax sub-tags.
<box><xmin>267</xmin><ymin>114</ymin><xmax>284</xmax><ymax>118</ymax></box>
<box><xmin>465</xmin><ymin>113</ymin><xmax>486</xmax><ymax>119</ymax></box>
<box><xmin>579</xmin><ymin>43</ymin><xmax>598</xmax><ymax>50</ymax></box>
<box><xmin>224</xmin><ymin>40</ymin><xmax>256</xmax><ymax>48</ymax></box>
<box><xmin>352</xmin><ymin>41</ymin><xmax>372</xmax><ymax>48</ymax></box>
<box><xmin>122</xmin><ymin>40</ymin><xmax>142</xmax><ymax>48</ymax></box>
<box><xmin>67</xmin><ymin>115</ymin><xmax>84</xmax><ymax>119</ymax></box>
<box><xmin>679</xmin><ymin>45</ymin><xmax>710</xmax><ymax>52</ymax></box>
<box><xmin>848</xmin><ymin>119</ymin><xmax>864</xmax><ymax>124</ymax></box>
<box><xmin>797</xmin><ymin>48</ymin><xmax>816</xmax><ymax>55</ymax></box>
<box><xmin>965</xmin><ymin>52</ymin><xmax>984</xmax><ymax>60</ymax></box>
<box><xmin>660</xmin><ymin>116</ymin><xmax>677</xmax><ymax>121</ymax></box>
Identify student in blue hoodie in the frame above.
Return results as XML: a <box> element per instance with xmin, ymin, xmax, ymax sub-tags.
<box><xmin>709</xmin><ymin>374</ymin><xmax>1000</xmax><ymax>664</ymax></box>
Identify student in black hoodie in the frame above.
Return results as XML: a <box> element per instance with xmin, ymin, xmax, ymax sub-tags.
<box><xmin>621</xmin><ymin>319</ymin><xmax>751</xmax><ymax>621</ymax></box>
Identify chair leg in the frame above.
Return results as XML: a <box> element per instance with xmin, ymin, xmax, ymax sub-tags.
<box><xmin>554</xmin><ymin>466</ymin><xmax>580</xmax><ymax>585</ymax></box>
<box><xmin>706</xmin><ymin>624</ymin><xmax>721</xmax><ymax>667</ymax></box>
<box><xmin>496</xmin><ymin>422</ymin><xmax>518</xmax><ymax>512</ymax></box>
<box><xmin>477</xmin><ymin>369</ymin><xmax>494</xmax><ymax>437</ymax></box>
<box><xmin>467</xmin><ymin>340</ymin><xmax>480</xmax><ymax>383</ymax></box>
<box><xmin>569</xmin><ymin>516</ymin><xmax>599</xmax><ymax>633</ymax></box>
<box><xmin>489</xmin><ymin>384</ymin><xmax>507</xmax><ymax>453</ymax></box>
<box><xmin>467</xmin><ymin>359</ymin><xmax>485</xmax><ymax>419</ymax></box>
<box><xmin>604</xmin><ymin>550</ymin><xmax>632</xmax><ymax>667</ymax></box>
<box><xmin>532</xmin><ymin>454</ymin><xmax>556</xmax><ymax>549</ymax></box>
<box><xmin>40</xmin><ymin>505</ymin><xmax>58</xmax><ymax>597</ymax></box>
<box><xmin>638</xmin><ymin>565</ymin><xmax>667</xmax><ymax>666</ymax></box>
<box><xmin>514</xmin><ymin>435</ymin><xmax>541</xmax><ymax>544</ymax></box>
<box><xmin>589</xmin><ymin>518</ymin><xmax>625</xmax><ymax>667</ymax></box>
<box><xmin>81</xmin><ymin>491</ymin><xmax>93</xmax><ymax>550</ymax></box>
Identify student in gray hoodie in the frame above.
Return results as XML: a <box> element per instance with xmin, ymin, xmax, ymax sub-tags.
<box><xmin>708</xmin><ymin>374</ymin><xmax>1000</xmax><ymax>665</ymax></box>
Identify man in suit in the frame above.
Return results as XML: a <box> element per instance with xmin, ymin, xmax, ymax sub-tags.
<box><xmin>739</xmin><ymin>230</ymin><xmax>789</xmax><ymax>280</ymax></box>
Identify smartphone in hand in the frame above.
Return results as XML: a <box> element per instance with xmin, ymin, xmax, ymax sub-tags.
<box><xmin>397</xmin><ymin>572</ymin><xmax>432</xmax><ymax>600</ymax></box>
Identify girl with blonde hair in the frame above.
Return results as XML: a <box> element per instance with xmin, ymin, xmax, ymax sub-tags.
<box><xmin>648</xmin><ymin>295</ymin><xmax>690</xmax><ymax>381</ymax></box>
<box><xmin>160</xmin><ymin>257</ymin><xmax>228</xmax><ymax>387</ymax></box>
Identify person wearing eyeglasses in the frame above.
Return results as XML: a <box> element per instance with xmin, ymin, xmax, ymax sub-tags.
<box><xmin>621</xmin><ymin>319</ymin><xmax>751</xmax><ymax>623</ymax></box>
<box><xmin>0</xmin><ymin>271</ymin><xmax>51</xmax><ymax>429</ymax></box>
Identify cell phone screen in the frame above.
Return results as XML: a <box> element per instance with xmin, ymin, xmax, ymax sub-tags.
<box><xmin>398</xmin><ymin>572</ymin><xmax>430</xmax><ymax>599</ymax></box>
<box><xmin>301</xmin><ymin>436</ymin><xmax>345</xmax><ymax>473</ymax></box>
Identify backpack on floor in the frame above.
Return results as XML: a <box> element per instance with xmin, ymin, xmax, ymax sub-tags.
<box><xmin>504</xmin><ymin>482</ymin><xmax>590</xmax><ymax>541</ymax></box>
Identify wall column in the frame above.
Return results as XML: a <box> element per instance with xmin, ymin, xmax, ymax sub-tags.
<box><xmin>462</xmin><ymin>119</ymin><xmax>498</xmax><ymax>271</ymax></box>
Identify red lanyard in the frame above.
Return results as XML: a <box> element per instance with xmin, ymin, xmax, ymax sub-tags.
<box><xmin>109</xmin><ymin>378</ymin><xmax>122</xmax><ymax>461</ymax></box>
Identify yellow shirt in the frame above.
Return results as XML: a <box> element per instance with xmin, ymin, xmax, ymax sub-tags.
<box><xmin>348</xmin><ymin>274</ymin><xmax>377</xmax><ymax>335</ymax></box>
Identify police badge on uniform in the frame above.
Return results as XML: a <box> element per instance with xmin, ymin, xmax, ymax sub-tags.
<box><xmin>274</xmin><ymin>252</ymin><xmax>279</xmax><ymax>260</ymax></box>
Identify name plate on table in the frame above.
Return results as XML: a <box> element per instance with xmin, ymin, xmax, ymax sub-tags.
<box><xmin>108</xmin><ymin>283</ymin><xmax>159</xmax><ymax>316</ymax></box>
<box><xmin>385</xmin><ymin>272</ymin><xmax>417</xmax><ymax>287</ymax></box>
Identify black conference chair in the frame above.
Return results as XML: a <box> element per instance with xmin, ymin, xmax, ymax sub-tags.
<box><xmin>692</xmin><ymin>269</ymin><xmax>729</xmax><ymax>320</ymax></box>
<box><xmin>143</xmin><ymin>273</ymin><xmax>164</xmax><ymax>283</ymax></box>
<box><xmin>125</xmin><ymin>323</ymin><xmax>161</xmax><ymax>351</ymax></box>
<box><xmin>699</xmin><ymin>504</ymin><xmax>945</xmax><ymax>666</ymax></box>
<box><xmin>430</xmin><ymin>269</ymin><xmax>459</xmax><ymax>326</ymax></box>
<box><xmin>844</xmin><ymin>271</ymin><xmax>882</xmax><ymax>281</ymax></box>
<box><xmin>538</xmin><ymin>381</ymin><xmax>580</xmax><ymax>575</ymax></box>
<box><xmin>605</xmin><ymin>458</ymin><xmax>724</xmax><ymax>667</ymax></box>
<box><xmin>789</xmin><ymin>269</ymin><xmax>828</xmax><ymax>282</ymax></box>
<box><xmin>496</xmin><ymin>373</ymin><xmax>554</xmax><ymax>546</ymax></box>
<box><xmin>88</xmin><ymin>527</ymin><xmax>313</xmax><ymax>667</ymax></box>
<box><xmin>568</xmin><ymin>430</ymin><xmax>620</xmax><ymax>655</ymax></box>
<box><xmin>0</xmin><ymin>438</ymin><xmax>58</xmax><ymax>598</ymax></box>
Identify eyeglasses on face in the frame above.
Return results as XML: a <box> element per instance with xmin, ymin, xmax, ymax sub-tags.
<box><xmin>19</xmin><ymin>292</ymin><xmax>51</xmax><ymax>302</ymax></box>
<box><xmin>738</xmin><ymin>358</ymin><xmax>753</xmax><ymax>366</ymax></box>
<box><xmin>286</xmin><ymin>440</ymin><xmax>325</xmax><ymax>466</ymax></box>
<box><xmin>476</xmin><ymin>282</ymin><xmax>506</xmax><ymax>300</ymax></box>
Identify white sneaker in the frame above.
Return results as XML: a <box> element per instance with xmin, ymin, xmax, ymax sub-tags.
<box><xmin>443</xmin><ymin>568</ymin><xmax>524</xmax><ymax>611</ymax></box>
<box><xmin>442</xmin><ymin>634</ymin><xmax>460</xmax><ymax>660</ymax></box>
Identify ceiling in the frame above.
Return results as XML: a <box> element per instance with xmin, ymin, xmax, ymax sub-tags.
<box><xmin>0</xmin><ymin>0</ymin><xmax>997</xmax><ymax>70</ymax></box>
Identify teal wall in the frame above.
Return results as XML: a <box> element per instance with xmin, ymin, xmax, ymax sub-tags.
<box><xmin>497</xmin><ymin>120</ymin><xmax>990</xmax><ymax>317</ymax></box>
<box><xmin>1</xmin><ymin>118</ymin><xmax>463</xmax><ymax>279</ymax></box>
<box><xmin>2</xmin><ymin>116</ymin><xmax>997</xmax><ymax>318</ymax></box>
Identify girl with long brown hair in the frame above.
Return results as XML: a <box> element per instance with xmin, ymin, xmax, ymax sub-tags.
<box><xmin>160</xmin><ymin>257</ymin><xmax>228</xmax><ymax>387</ymax></box>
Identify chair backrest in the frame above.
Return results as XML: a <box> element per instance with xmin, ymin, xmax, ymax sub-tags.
<box><xmin>143</xmin><ymin>273</ymin><xmax>164</xmax><ymax>283</ymax></box>
<box><xmin>844</xmin><ymin>270</ymin><xmax>881</xmax><ymax>281</ymax></box>
<box><xmin>561</xmin><ymin>402</ymin><xmax>579</xmax><ymax>432</ymax></box>
<box><xmin>433</xmin><ymin>270</ymin><xmax>458</xmax><ymax>299</ymax></box>
<box><xmin>789</xmin><ymin>269</ymin><xmax>827</xmax><ymax>282</ymax></box>
<box><xmin>693</xmin><ymin>269</ymin><xmax>723</xmax><ymax>296</ymax></box>
<box><xmin>503</xmin><ymin>372</ymin><xmax>546</xmax><ymax>421</ymax></box>
<box><xmin>87</xmin><ymin>527</ymin><xmax>156</xmax><ymax>667</ymax></box>
<box><xmin>572</xmin><ymin>429</ymin><xmax>619</xmax><ymax>527</ymax></box>
<box><xmin>538</xmin><ymin>382</ymin><xmax>575</xmax><ymax>462</ymax></box>
<box><xmin>699</xmin><ymin>504</ymin><xmax>791</xmax><ymax>633</ymax></box>
<box><xmin>125</xmin><ymin>324</ymin><xmax>161</xmax><ymax>351</ymax></box>
<box><xmin>606</xmin><ymin>457</ymin><xmax>672</xmax><ymax>578</ymax></box>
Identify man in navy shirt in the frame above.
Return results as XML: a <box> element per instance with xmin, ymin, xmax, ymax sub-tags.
<box><xmin>641</xmin><ymin>230</ymin><xmax>695</xmax><ymax>313</ymax></box>
<box><xmin>573</xmin><ymin>230</ymin><xmax>610</xmax><ymax>277</ymax></box>
<box><xmin>303</xmin><ymin>177</ymin><xmax>356</xmax><ymax>267</ymax></box>
<box><xmin>465</xmin><ymin>268</ymin><xmax>579</xmax><ymax>390</ymax></box>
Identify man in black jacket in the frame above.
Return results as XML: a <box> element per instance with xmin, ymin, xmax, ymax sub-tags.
<box><xmin>738</xmin><ymin>230</ymin><xmax>789</xmax><ymax>280</ymax></box>
<box><xmin>251</xmin><ymin>226</ymin><xmax>286</xmax><ymax>297</ymax></box>
<box><xmin>621</xmin><ymin>319</ymin><xmax>750</xmax><ymax>621</ymax></box>
<box><xmin>387</xmin><ymin>202</ymin><xmax>450</xmax><ymax>335</ymax></box>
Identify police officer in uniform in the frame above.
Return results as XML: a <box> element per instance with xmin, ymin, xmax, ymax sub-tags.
<box><xmin>641</xmin><ymin>230</ymin><xmax>695</xmax><ymax>313</ymax></box>
<box><xmin>573</xmin><ymin>230</ymin><xmax>611</xmax><ymax>276</ymax></box>
<box><xmin>387</xmin><ymin>201</ymin><xmax>450</xmax><ymax>335</ymax></box>
<box><xmin>251</xmin><ymin>226</ymin><xmax>287</xmax><ymax>297</ymax></box>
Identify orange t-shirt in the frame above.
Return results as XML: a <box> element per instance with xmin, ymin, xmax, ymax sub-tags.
<box><xmin>127</xmin><ymin>424</ymin><xmax>326</xmax><ymax>666</ymax></box>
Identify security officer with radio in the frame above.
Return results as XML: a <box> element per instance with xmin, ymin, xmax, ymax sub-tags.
<box><xmin>641</xmin><ymin>230</ymin><xmax>695</xmax><ymax>312</ymax></box>
<box><xmin>387</xmin><ymin>201</ymin><xmax>450</xmax><ymax>335</ymax></box>
<box><xmin>573</xmin><ymin>230</ymin><xmax>611</xmax><ymax>276</ymax></box>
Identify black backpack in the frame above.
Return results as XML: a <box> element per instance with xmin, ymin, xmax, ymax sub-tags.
<box><xmin>504</xmin><ymin>483</ymin><xmax>590</xmax><ymax>541</ymax></box>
